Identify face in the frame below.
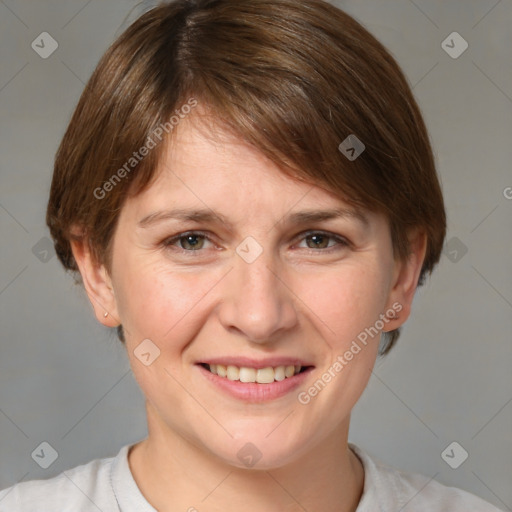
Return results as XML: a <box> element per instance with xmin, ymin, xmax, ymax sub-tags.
<box><xmin>77</xmin><ymin>117</ymin><xmax>423</xmax><ymax>469</ymax></box>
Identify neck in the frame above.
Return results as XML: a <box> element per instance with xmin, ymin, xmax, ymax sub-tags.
<box><xmin>128</xmin><ymin>401</ymin><xmax>364</xmax><ymax>512</ymax></box>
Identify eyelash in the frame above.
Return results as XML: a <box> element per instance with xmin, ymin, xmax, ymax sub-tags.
<box><xmin>162</xmin><ymin>230</ymin><xmax>350</xmax><ymax>256</ymax></box>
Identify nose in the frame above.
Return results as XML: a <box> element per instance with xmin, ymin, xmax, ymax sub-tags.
<box><xmin>217</xmin><ymin>244</ymin><xmax>298</xmax><ymax>344</ymax></box>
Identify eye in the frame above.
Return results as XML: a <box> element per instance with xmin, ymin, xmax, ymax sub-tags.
<box><xmin>295</xmin><ymin>231</ymin><xmax>349</xmax><ymax>253</ymax></box>
<box><xmin>162</xmin><ymin>230</ymin><xmax>349</xmax><ymax>256</ymax></box>
<box><xmin>163</xmin><ymin>231</ymin><xmax>214</xmax><ymax>252</ymax></box>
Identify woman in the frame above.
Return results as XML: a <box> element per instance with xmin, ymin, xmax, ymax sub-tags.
<box><xmin>0</xmin><ymin>0</ymin><xmax>502</xmax><ymax>510</ymax></box>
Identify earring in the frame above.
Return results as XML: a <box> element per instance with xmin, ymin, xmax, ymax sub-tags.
<box><xmin>104</xmin><ymin>312</ymin><xmax>109</xmax><ymax>318</ymax></box>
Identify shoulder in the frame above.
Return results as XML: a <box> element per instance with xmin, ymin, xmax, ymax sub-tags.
<box><xmin>0</xmin><ymin>447</ymin><xmax>125</xmax><ymax>512</ymax></box>
<box><xmin>350</xmin><ymin>444</ymin><xmax>504</xmax><ymax>512</ymax></box>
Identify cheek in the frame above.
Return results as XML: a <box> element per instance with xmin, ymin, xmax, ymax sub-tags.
<box><xmin>112</xmin><ymin>257</ymin><xmax>226</xmax><ymax>346</ymax></box>
<box><xmin>292</xmin><ymin>265</ymin><xmax>390</xmax><ymax>420</ymax></box>
<box><xmin>112</xmin><ymin>263</ymin><xmax>224</xmax><ymax>403</ymax></box>
<box><xmin>296</xmin><ymin>262</ymin><xmax>391</xmax><ymax>346</ymax></box>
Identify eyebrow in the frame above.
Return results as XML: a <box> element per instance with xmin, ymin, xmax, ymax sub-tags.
<box><xmin>138</xmin><ymin>207</ymin><xmax>369</xmax><ymax>230</ymax></box>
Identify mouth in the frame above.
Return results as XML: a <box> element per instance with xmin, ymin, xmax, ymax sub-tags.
<box><xmin>197</xmin><ymin>360</ymin><xmax>314</xmax><ymax>402</ymax></box>
<box><xmin>195</xmin><ymin>356</ymin><xmax>315</xmax><ymax>403</ymax></box>
<box><xmin>199</xmin><ymin>363</ymin><xmax>310</xmax><ymax>383</ymax></box>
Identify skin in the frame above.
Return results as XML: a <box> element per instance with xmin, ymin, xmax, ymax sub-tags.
<box><xmin>71</xmin><ymin>116</ymin><xmax>426</xmax><ymax>512</ymax></box>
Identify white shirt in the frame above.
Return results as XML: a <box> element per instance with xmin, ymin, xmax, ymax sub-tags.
<box><xmin>0</xmin><ymin>443</ymin><xmax>503</xmax><ymax>511</ymax></box>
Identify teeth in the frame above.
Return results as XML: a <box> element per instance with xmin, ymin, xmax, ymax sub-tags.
<box><xmin>226</xmin><ymin>365</ymin><xmax>239</xmax><ymax>381</ymax></box>
<box><xmin>207</xmin><ymin>364</ymin><xmax>303</xmax><ymax>383</ymax></box>
<box><xmin>256</xmin><ymin>367</ymin><xmax>275</xmax><ymax>384</ymax></box>
<box><xmin>239</xmin><ymin>367</ymin><xmax>256</xmax><ymax>383</ymax></box>
<box><xmin>285</xmin><ymin>365</ymin><xmax>295</xmax><ymax>378</ymax></box>
<box><xmin>274</xmin><ymin>366</ymin><xmax>285</xmax><ymax>381</ymax></box>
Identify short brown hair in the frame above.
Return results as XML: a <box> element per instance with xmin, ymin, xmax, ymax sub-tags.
<box><xmin>46</xmin><ymin>0</ymin><xmax>446</xmax><ymax>354</ymax></box>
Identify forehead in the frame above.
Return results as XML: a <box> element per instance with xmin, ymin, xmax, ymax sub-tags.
<box><xmin>131</xmin><ymin>118</ymin><xmax>347</xmax><ymax>210</ymax></box>
<box><xmin>119</xmin><ymin>115</ymin><xmax>380</xmax><ymax>234</ymax></box>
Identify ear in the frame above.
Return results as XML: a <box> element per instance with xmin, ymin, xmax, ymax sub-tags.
<box><xmin>383</xmin><ymin>229</ymin><xmax>427</xmax><ymax>331</ymax></box>
<box><xmin>70</xmin><ymin>236</ymin><xmax>121</xmax><ymax>327</ymax></box>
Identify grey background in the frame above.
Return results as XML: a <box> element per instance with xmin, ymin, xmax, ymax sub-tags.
<box><xmin>0</xmin><ymin>0</ymin><xmax>511</xmax><ymax>509</ymax></box>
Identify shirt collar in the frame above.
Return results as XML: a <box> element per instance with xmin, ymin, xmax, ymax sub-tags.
<box><xmin>110</xmin><ymin>444</ymin><xmax>157</xmax><ymax>512</ymax></box>
<box><xmin>111</xmin><ymin>442</ymin><xmax>380</xmax><ymax>511</ymax></box>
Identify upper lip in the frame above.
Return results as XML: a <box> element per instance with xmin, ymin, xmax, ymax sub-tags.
<box><xmin>199</xmin><ymin>357</ymin><xmax>314</xmax><ymax>369</ymax></box>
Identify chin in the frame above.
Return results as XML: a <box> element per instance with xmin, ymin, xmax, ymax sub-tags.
<box><xmin>208</xmin><ymin>432</ymin><xmax>307</xmax><ymax>471</ymax></box>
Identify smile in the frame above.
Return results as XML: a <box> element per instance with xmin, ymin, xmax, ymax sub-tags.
<box><xmin>197</xmin><ymin>361</ymin><xmax>313</xmax><ymax>402</ymax></box>
<box><xmin>203</xmin><ymin>363</ymin><xmax>306</xmax><ymax>383</ymax></box>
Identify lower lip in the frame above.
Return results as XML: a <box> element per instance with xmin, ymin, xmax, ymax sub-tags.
<box><xmin>197</xmin><ymin>365</ymin><xmax>313</xmax><ymax>403</ymax></box>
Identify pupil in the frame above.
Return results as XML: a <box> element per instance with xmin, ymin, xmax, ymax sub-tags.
<box><xmin>310</xmin><ymin>234</ymin><xmax>326</xmax><ymax>248</ymax></box>
<box><xmin>184</xmin><ymin>235</ymin><xmax>201</xmax><ymax>249</ymax></box>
